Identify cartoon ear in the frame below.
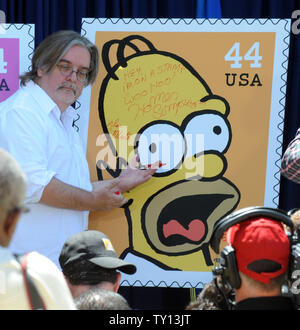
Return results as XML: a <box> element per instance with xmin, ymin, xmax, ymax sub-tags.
<box><xmin>117</xmin><ymin>35</ymin><xmax>156</xmax><ymax>66</ymax></box>
<box><xmin>101</xmin><ymin>35</ymin><xmax>157</xmax><ymax>80</ymax></box>
<box><xmin>96</xmin><ymin>157</ymin><xmax>128</xmax><ymax>180</ymax></box>
<box><xmin>101</xmin><ymin>40</ymin><xmax>123</xmax><ymax>80</ymax></box>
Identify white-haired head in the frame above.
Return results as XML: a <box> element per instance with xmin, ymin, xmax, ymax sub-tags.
<box><xmin>0</xmin><ymin>149</ymin><xmax>27</xmax><ymax>246</ymax></box>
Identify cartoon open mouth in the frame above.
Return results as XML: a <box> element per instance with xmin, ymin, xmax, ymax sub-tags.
<box><xmin>141</xmin><ymin>178</ymin><xmax>240</xmax><ymax>256</ymax></box>
<box><xmin>158</xmin><ymin>194</ymin><xmax>234</xmax><ymax>246</ymax></box>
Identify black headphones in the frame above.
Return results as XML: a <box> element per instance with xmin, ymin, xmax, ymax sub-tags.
<box><xmin>209</xmin><ymin>206</ymin><xmax>294</xmax><ymax>290</ymax></box>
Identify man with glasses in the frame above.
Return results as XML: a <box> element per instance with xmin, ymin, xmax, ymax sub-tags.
<box><xmin>0</xmin><ymin>30</ymin><xmax>157</xmax><ymax>268</ymax></box>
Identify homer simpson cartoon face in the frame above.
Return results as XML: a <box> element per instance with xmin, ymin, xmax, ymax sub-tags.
<box><xmin>98</xmin><ymin>35</ymin><xmax>240</xmax><ymax>271</ymax></box>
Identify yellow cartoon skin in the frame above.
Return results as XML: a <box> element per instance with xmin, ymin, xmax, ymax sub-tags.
<box><xmin>98</xmin><ymin>35</ymin><xmax>240</xmax><ymax>271</ymax></box>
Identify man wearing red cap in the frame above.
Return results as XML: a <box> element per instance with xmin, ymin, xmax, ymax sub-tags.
<box><xmin>226</xmin><ymin>218</ymin><xmax>295</xmax><ymax>309</ymax></box>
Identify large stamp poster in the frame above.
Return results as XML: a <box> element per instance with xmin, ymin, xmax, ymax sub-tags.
<box><xmin>79</xmin><ymin>18</ymin><xmax>290</xmax><ymax>287</ymax></box>
<box><xmin>0</xmin><ymin>24</ymin><xmax>34</xmax><ymax>102</ymax></box>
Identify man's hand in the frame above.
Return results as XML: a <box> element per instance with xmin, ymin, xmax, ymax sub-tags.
<box><xmin>90</xmin><ymin>178</ymin><xmax>128</xmax><ymax>211</ymax></box>
<box><xmin>118</xmin><ymin>156</ymin><xmax>159</xmax><ymax>193</ymax></box>
<box><xmin>40</xmin><ymin>177</ymin><xmax>128</xmax><ymax>212</ymax></box>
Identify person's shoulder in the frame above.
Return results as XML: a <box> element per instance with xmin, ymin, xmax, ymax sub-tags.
<box><xmin>26</xmin><ymin>251</ymin><xmax>61</xmax><ymax>274</ymax></box>
<box><xmin>25</xmin><ymin>252</ymin><xmax>67</xmax><ymax>287</ymax></box>
<box><xmin>25</xmin><ymin>252</ymin><xmax>76</xmax><ymax>310</ymax></box>
<box><xmin>0</xmin><ymin>88</ymin><xmax>39</xmax><ymax>118</ymax></box>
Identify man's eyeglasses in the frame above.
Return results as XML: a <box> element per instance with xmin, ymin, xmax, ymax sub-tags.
<box><xmin>56</xmin><ymin>63</ymin><xmax>90</xmax><ymax>83</ymax></box>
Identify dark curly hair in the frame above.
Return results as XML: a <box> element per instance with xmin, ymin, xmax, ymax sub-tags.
<box><xmin>186</xmin><ymin>277</ymin><xmax>232</xmax><ymax>310</ymax></box>
<box><xmin>62</xmin><ymin>259</ymin><xmax>118</xmax><ymax>286</ymax></box>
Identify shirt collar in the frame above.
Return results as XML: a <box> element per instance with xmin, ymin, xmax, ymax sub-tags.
<box><xmin>23</xmin><ymin>80</ymin><xmax>57</xmax><ymax>115</ymax></box>
<box><xmin>23</xmin><ymin>80</ymin><xmax>77</xmax><ymax>124</ymax></box>
<box><xmin>61</xmin><ymin>106</ymin><xmax>77</xmax><ymax>128</ymax></box>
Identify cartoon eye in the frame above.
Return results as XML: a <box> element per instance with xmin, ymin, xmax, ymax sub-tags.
<box><xmin>136</xmin><ymin>123</ymin><xmax>185</xmax><ymax>174</ymax></box>
<box><xmin>183</xmin><ymin>113</ymin><xmax>230</xmax><ymax>158</ymax></box>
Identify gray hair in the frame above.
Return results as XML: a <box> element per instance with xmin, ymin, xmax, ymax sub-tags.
<box><xmin>75</xmin><ymin>288</ymin><xmax>131</xmax><ymax>310</ymax></box>
<box><xmin>0</xmin><ymin>149</ymin><xmax>27</xmax><ymax>220</ymax></box>
<box><xmin>20</xmin><ymin>30</ymin><xmax>99</xmax><ymax>86</ymax></box>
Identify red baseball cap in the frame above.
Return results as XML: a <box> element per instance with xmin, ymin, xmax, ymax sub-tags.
<box><xmin>226</xmin><ymin>217</ymin><xmax>290</xmax><ymax>284</ymax></box>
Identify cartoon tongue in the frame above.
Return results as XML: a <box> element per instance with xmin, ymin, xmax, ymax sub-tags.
<box><xmin>163</xmin><ymin>219</ymin><xmax>205</xmax><ymax>242</ymax></box>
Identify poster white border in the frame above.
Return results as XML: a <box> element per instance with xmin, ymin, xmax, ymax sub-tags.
<box><xmin>79</xmin><ymin>18</ymin><xmax>291</xmax><ymax>287</ymax></box>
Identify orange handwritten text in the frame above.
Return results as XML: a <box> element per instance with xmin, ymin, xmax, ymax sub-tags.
<box><xmin>107</xmin><ymin>119</ymin><xmax>132</xmax><ymax>140</ymax></box>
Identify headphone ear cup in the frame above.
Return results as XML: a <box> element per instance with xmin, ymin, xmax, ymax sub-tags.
<box><xmin>220</xmin><ymin>245</ymin><xmax>241</xmax><ymax>289</ymax></box>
